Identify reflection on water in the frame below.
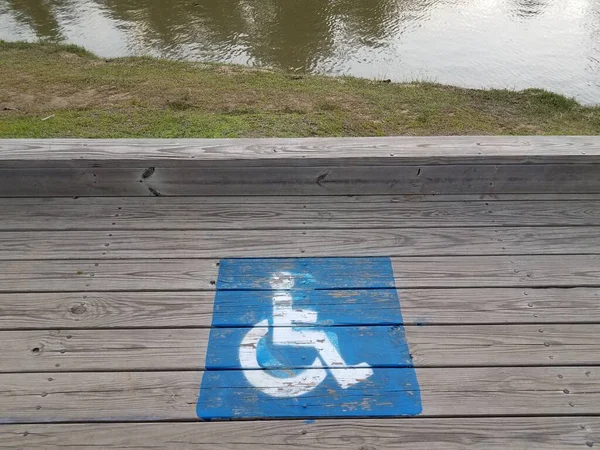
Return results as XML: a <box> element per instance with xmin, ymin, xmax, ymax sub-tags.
<box><xmin>1</xmin><ymin>0</ymin><xmax>600</xmax><ymax>103</ymax></box>
<box><xmin>510</xmin><ymin>0</ymin><xmax>549</xmax><ymax>19</ymax></box>
<box><xmin>2</xmin><ymin>0</ymin><xmax>61</xmax><ymax>41</ymax></box>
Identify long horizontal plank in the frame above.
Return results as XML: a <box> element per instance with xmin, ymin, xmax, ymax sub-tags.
<box><xmin>1</xmin><ymin>288</ymin><xmax>599</xmax><ymax>329</ymax></box>
<box><xmin>2</xmin><ymin>137</ymin><xmax>599</xmax><ymax>167</ymax></box>
<box><xmin>2</xmin><ymin>227</ymin><xmax>600</xmax><ymax>260</ymax></box>
<box><xmin>2</xmin><ymin>197</ymin><xmax>599</xmax><ymax>230</ymax></box>
<box><xmin>0</xmin><ymin>255</ymin><xmax>597</xmax><ymax>292</ymax></box>
<box><xmin>3</xmin><ymin>325</ymin><xmax>600</xmax><ymax>372</ymax></box>
<box><xmin>2</xmin><ymin>164</ymin><xmax>600</xmax><ymax>196</ymax></box>
<box><xmin>1</xmin><ymin>418</ymin><xmax>597</xmax><ymax>449</ymax></box>
<box><xmin>0</xmin><ymin>259</ymin><xmax>219</xmax><ymax>292</ymax></box>
<box><xmin>13</xmin><ymin>193</ymin><xmax>600</xmax><ymax>203</ymax></box>
<box><xmin>219</xmin><ymin>255</ymin><xmax>600</xmax><ymax>289</ymax></box>
<box><xmin>0</xmin><ymin>367</ymin><xmax>597</xmax><ymax>422</ymax></box>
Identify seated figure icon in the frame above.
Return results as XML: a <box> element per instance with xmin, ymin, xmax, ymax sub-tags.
<box><xmin>240</xmin><ymin>272</ymin><xmax>373</xmax><ymax>398</ymax></box>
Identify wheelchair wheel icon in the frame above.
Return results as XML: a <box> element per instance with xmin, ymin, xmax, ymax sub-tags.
<box><xmin>239</xmin><ymin>272</ymin><xmax>373</xmax><ymax>398</ymax></box>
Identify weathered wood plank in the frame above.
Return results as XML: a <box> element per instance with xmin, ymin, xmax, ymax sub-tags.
<box><xmin>2</xmin><ymin>164</ymin><xmax>600</xmax><ymax>196</ymax></box>
<box><xmin>1</xmin><ymin>328</ymin><xmax>212</xmax><ymax>372</ymax></box>
<box><xmin>0</xmin><ymin>255</ymin><xmax>597</xmax><ymax>292</ymax></box>
<box><xmin>1</xmin><ymin>417</ymin><xmax>597</xmax><ymax>449</ymax></box>
<box><xmin>2</xmin><ymin>137</ymin><xmax>599</xmax><ymax>167</ymax></box>
<box><xmin>399</xmin><ymin>287</ymin><xmax>600</xmax><ymax>325</ymax></box>
<box><xmin>0</xmin><ymin>259</ymin><xmax>219</xmax><ymax>292</ymax></box>
<box><xmin>0</xmin><ymin>292</ymin><xmax>217</xmax><ymax>329</ymax></box>
<box><xmin>406</xmin><ymin>324</ymin><xmax>600</xmax><ymax>367</ymax></box>
<box><xmin>0</xmin><ymin>168</ymin><xmax>148</xmax><ymax>197</ymax></box>
<box><xmin>1</xmin><ymin>197</ymin><xmax>599</xmax><ymax>230</ymax></box>
<box><xmin>3</xmin><ymin>325</ymin><xmax>600</xmax><ymax>372</ymax></box>
<box><xmin>2</xmin><ymin>227</ymin><xmax>600</xmax><ymax>260</ymax></box>
<box><xmin>1</xmin><ymin>288</ymin><xmax>598</xmax><ymax>330</ymax></box>
<box><xmin>0</xmin><ymin>367</ymin><xmax>597</xmax><ymax>422</ymax></box>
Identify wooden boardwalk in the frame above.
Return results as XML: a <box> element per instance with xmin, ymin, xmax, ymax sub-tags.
<box><xmin>0</xmin><ymin>137</ymin><xmax>599</xmax><ymax>448</ymax></box>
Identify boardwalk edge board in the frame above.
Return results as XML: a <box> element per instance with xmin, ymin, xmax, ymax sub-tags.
<box><xmin>1</xmin><ymin>137</ymin><xmax>600</xmax><ymax>196</ymax></box>
<box><xmin>2</xmin><ymin>137</ymin><xmax>600</xmax><ymax>166</ymax></box>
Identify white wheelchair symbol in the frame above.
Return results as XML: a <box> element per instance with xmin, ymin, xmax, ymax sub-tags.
<box><xmin>240</xmin><ymin>272</ymin><xmax>373</xmax><ymax>398</ymax></box>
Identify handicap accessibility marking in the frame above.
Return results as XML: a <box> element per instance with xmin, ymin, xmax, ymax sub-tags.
<box><xmin>196</xmin><ymin>257</ymin><xmax>422</xmax><ymax>419</ymax></box>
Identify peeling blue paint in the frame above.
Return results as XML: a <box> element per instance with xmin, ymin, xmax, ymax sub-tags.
<box><xmin>197</xmin><ymin>257</ymin><xmax>422</xmax><ymax>420</ymax></box>
<box><xmin>211</xmin><ymin>288</ymin><xmax>404</xmax><ymax>327</ymax></box>
<box><xmin>216</xmin><ymin>257</ymin><xmax>396</xmax><ymax>290</ymax></box>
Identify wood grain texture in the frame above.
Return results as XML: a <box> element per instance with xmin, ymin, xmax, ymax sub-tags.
<box><xmin>2</xmin><ymin>197</ymin><xmax>599</xmax><ymax>230</ymax></box>
<box><xmin>407</xmin><ymin>324</ymin><xmax>600</xmax><ymax>367</ymax></box>
<box><xmin>1</xmin><ymin>418</ymin><xmax>598</xmax><ymax>449</ymax></box>
<box><xmin>1</xmin><ymin>288</ymin><xmax>599</xmax><ymax>330</ymax></box>
<box><xmin>2</xmin><ymin>164</ymin><xmax>600</xmax><ymax>196</ymax></box>
<box><xmin>2</xmin><ymin>325</ymin><xmax>600</xmax><ymax>372</ymax></box>
<box><xmin>0</xmin><ymin>255</ymin><xmax>597</xmax><ymax>292</ymax></box>
<box><xmin>2</xmin><ymin>137</ymin><xmax>599</xmax><ymax>167</ymax></box>
<box><xmin>0</xmin><ymin>259</ymin><xmax>219</xmax><ymax>292</ymax></box>
<box><xmin>0</xmin><ymin>291</ymin><xmax>216</xmax><ymax>329</ymax></box>
<box><xmin>2</xmin><ymin>227</ymin><xmax>600</xmax><ymax>260</ymax></box>
<box><xmin>398</xmin><ymin>287</ymin><xmax>600</xmax><ymax>325</ymax></box>
<box><xmin>389</xmin><ymin>255</ymin><xmax>600</xmax><ymax>288</ymax></box>
<box><xmin>0</xmin><ymin>168</ymin><xmax>148</xmax><ymax>197</ymax></box>
<box><xmin>0</xmin><ymin>367</ymin><xmax>597</xmax><ymax>422</ymax></box>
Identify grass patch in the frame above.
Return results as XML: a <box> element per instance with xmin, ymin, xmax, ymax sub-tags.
<box><xmin>1</xmin><ymin>40</ymin><xmax>599</xmax><ymax>137</ymax></box>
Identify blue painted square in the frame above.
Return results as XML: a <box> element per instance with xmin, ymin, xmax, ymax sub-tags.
<box><xmin>197</xmin><ymin>257</ymin><xmax>422</xmax><ymax>420</ymax></box>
